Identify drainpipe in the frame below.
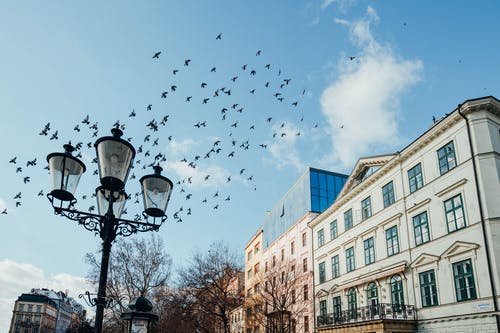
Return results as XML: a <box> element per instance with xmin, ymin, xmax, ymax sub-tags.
<box><xmin>457</xmin><ymin>103</ymin><xmax>500</xmax><ymax>330</ymax></box>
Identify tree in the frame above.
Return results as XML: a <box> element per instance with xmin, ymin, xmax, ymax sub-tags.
<box><xmin>177</xmin><ymin>241</ymin><xmax>242</xmax><ymax>333</ymax></box>
<box><xmin>85</xmin><ymin>234</ymin><xmax>172</xmax><ymax>332</ymax></box>
<box><xmin>248</xmin><ymin>260</ymin><xmax>310</xmax><ymax>333</ymax></box>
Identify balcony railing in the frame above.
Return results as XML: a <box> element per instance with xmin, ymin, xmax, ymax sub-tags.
<box><xmin>317</xmin><ymin>303</ymin><xmax>415</xmax><ymax>327</ymax></box>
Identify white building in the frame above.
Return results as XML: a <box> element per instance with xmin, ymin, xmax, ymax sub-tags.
<box><xmin>309</xmin><ymin>96</ymin><xmax>500</xmax><ymax>333</ymax></box>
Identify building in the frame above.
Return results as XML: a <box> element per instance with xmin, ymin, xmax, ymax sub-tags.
<box><xmin>9</xmin><ymin>293</ymin><xmax>58</xmax><ymax>333</ymax></box>
<box><xmin>309</xmin><ymin>96</ymin><xmax>500</xmax><ymax>332</ymax></box>
<box><xmin>8</xmin><ymin>289</ymin><xmax>85</xmax><ymax>333</ymax></box>
<box><xmin>245</xmin><ymin>168</ymin><xmax>348</xmax><ymax>333</ymax></box>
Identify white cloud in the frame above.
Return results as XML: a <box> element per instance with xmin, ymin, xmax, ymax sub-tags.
<box><xmin>321</xmin><ymin>7</ymin><xmax>423</xmax><ymax>168</ymax></box>
<box><xmin>0</xmin><ymin>198</ymin><xmax>7</xmax><ymax>212</ymax></box>
<box><xmin>266</xmin><ymin>121</ymin><xmax>306</xmax><ymax>171</ymax></box>
<box><xmin>321</xmin><ymin>0</ymin><xmax>356</xmax><ymax>11</ymax></box>
<box><xmin>163</xmin><ymin>160</ymin><xmax>229</xmax><ymax>188</ymax></box>
<box><xmin>0</xmin><ymin>259</ymin><xmax>92</xmax><ymax>333</ymax></box>
<box><xmin>166</xmin><ymin>138</ymin><xmax>197</xmax><ymax>158</ymax></box>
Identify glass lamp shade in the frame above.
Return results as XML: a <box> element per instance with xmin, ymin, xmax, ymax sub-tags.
<box><xmin>96</xmin><ymin>187</ymin><xmax>127</xmax><ymax>218</ymax></box>
<box><xmin>140</xmin><ymin>166</ymin><xmax>173</xmax><ymax>218</ymax></box>
<box><xmin>47</xmin><ymin>144</ymin><xmax>86</xmax><ymax>201</ymax></box>
<box><xmin>94</xmin><ymin>128</ymin><xmax>135</xmax><ymax>192</ymax></box>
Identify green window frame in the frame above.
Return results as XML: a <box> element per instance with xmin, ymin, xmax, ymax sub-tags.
<box><xmin>347</xmin><ymin>288</ymin><xmax>357</xmax><ymax>319</ymax></box>
<box><xmin>331</xmin><ymin>255</ymin><xmax>340</xmax><ymax>278</ymax></box>
<box><xmin>390</xmin><ymin>275</ymin><xmax>405</xmax><ymax>307</ymax></box>
<box><xmin>317</xmin><ymin>228</ymin><xmax>325</xmax><ymax>247</ymax></box>
<box><xmin>330</xmin><ymin>220</ymin><xmax>338</xmax><ymax>240</ymax></box>
<box><xmin>364</xmin><ymin>237</ymin><xmax>375</xmax><ymax>265</ymax></box>
<box><xmin>413</xmin><ymin>211</ymin><xmax>430</xmax><ymax>246</ymax></box>
<box><xmin>386</xmin><ymin>226</ymin><xmax>400</xmax><ymax>256</ymax></box>
<box><xmin>444</xmin><ymin>194</ymin><xmax>466</xmax><ymax>232</ymax></box>
<box><xmin>333</xmin><ymin>296</ymin><xmax>341</xmax><ymax>318</ymax></box>
<box><xmin>361</xmin><ymin>196</ymin><xmax>372</xmax><ymax>220</ymax></box>
<box><xmin>346</xmin><ymin>246</ymin><xmax>355</xmax><ymax>272</ymax></box>
<box><xmin>453</xmin><ymin>259</ymin><xmax>477</xmax><ymax>302</ymax></box>
<box><xmin>344</xmin><ymin>209</ymin><xmax>353</xmax><ymax>231</ymax></box>
<box><xmin>319</xmin><ymin>299</ymin><xmax>327</xmax><ymax>317</ymax></box>
<box><xmin>437</xmin><ymin>141</ymin><xmax>457</xmax><ymax>175</ymax></box>
<box><xmin>319</xmin><ymin>261</ymin><xmax>326</xmax><ymax>283</ymax></box>
<box><xmin>419</xmin><ymin>270</ymin><xmax>438</xmax><ymax>307</ymax></box>
<box><xmin>408</xmin><ymin>163</ymin><xmax>424</xmax><ymax>193</ymax></box>
<box><xmin>382</xmin><ymin>181</ymin><xmax>395</xmax><ymax>207</ymax></box>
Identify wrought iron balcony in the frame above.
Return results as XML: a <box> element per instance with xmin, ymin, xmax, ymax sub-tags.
<box><xmin>317</xmin><ymin>303</ymin><xmax>415</xmax><ymax>327</ymax></box>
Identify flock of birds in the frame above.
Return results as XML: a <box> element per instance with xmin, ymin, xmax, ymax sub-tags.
<box><xmin>2</xmin><ymin>33</ymin><xmax>326</xmax><ymax>223</ymax></box>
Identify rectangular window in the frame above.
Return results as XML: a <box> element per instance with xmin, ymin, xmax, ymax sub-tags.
<box><xmin>344</xmin><ymin>209</ymin><xmax>353</xmax><ymax>231</ymax></box>
<box><xmin>330</xmin><ymin>220</ymin><xmax>338</xmax><ymax>240</ymax></box>
<box><xmin>247</xmin><ymin>250</ymin><xmax>252</xmax><ymax>261</ymax></box>
<box><xmin>413</xmin><ymin>211</ymin><xmax>430</xmax><ymax>245</ymax></box>
<box><xmin>445</xmin><ymin>194</ymin><xmax>466</xmax><ymax>232</ymax></box>
<box><xmin>408</xmin><ymin>163</ymin><xmax>424</xmax><ymax>193</ymax></box>
<box><xmin>346</xmin><ymin>246</ymin><xmax>355</xmax><ymax>272</ymax></box>
<box><xmin>331</xmin><ymin>255</ymin><xmax>340</xmax><ymax>278</ymax></box>
<box><xmin>419</xmin><ymin>270</ymin><xmax>438</xmax><ymax>307</ymax></box>
<box><xmin>303</xmin><ymin>258</ymin><xmax>308</xmax><ymax>272</ymax></box>
<box><xmin>27</xmin><ymin>304</ymin><xmax>33</xmax><ymax>312</ymax></box>
<box><xmin>18</xmin><ymin>304</ymin><xmax>24</xmax><ymax>312</ymax></box>
<box><xmin>36</xmin><ymin>305</ymin><xmax>41</xmax><ymax>313</ymax></box>
<box><xmin>382</xmin><ymin>181</ymin><xmax>395</xmax><ymax>207</ymax></box>
<box><xmin>290</xmin><ymin>241</ymin><xmax>295</xmax><ymax>255</ymax></box>
<box><xmin>386</xmin><ymin>226</ymin><xmax>400</xmax><ymax>256</ymax></box>
<box><xmin>247</xmin><ymin>269</ymin><xmax>252</xmax><ymax>279</ymax></box>
<box><xmin>437</xmin><ymin>141</ymin><xmax>457</xmax><ymax>175</ymax></box>
<box><xmin>361</xmin><ymin>197</ymin><xmax>372</xmax><ymax>220</ymax></box>
<box><xmin>302</xmin><ymin>232</ymin><xmax>307</xmax><ymax>246</ymax></box>
<box><xmin>292</xmin><ymin>289</ymin><xmax>296</xmax><ymax>303</ymax></box>
<box><xmin>333</xmin><ymin>296</ymin><xmax>342</xmax><ymax>318</ymax></box>
<box><xmin>319</xmin><ymin>261</ymin><xmax>326</xmax><ymax>283</ymax></box>
<box><xmin>303</xmin><ymin>285</ymin><xmax>309</xmax><ymax>300</ymax></box>
<box><xmin>364</xmin><ymin>237</ymin><xmax>375</xmax><ymax>265</ymax></box>
<box><xmin>265</xmin><ymin>261</ymin><xmax>268</xmax><ymax>272</ymax></box>
<box><xmin>319</xmin><ymin>300</ymin><xmax>327</xmax><ymax>317</ymax></box>
<box><xmin>254</xmin><ymin>243</ymin><xmax>260</xmax><ymax>254</ymax></box>
<box><xmin>317</xmin><ymin>229</ymin><xmax>325</xmax><ymax>247</ymax></box>
<box><xmin>453</xmin><ymin>259</ymin><xmax>477</xmax><ymax>302</ymax></box>
<box><xmin>254</xmin><ymin>263</ymin><xmax>259</xmax><ymax>274</ymax></box>
<box><xmin>281</xmin><ymin>248</ymin><xmax>285</xmax><ymax>261</ymax></box>
<box><xmin>304</xmin><ymin>315</ymin><xmax>309</xmax><ymax>332</ymax></box>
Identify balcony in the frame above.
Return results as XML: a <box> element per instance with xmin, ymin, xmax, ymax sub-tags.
<box><xmin>317</xmin><ymin>303</ymin><xmax>415</xmax><ymax>328</ymax></box>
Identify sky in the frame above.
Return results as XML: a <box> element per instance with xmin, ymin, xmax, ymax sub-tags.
<box><xmin>0</xmin><ymin>0</ymin><xmax>499</xmax><ymax>330</ymax></box>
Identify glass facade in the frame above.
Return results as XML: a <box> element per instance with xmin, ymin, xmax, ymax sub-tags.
<box><xmin>263</xmin><ymin>168</ymin><xmax>347</xmax><ymax>248</ymax></box>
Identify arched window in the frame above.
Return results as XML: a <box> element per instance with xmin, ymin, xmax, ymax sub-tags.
<box><xmin>390</xmin><ymin>275</ymin><xmax>405</xmax><ymax>312</ymax></box>
<box><xmin>366</xmin><ymin>282</ymin><xmax>379</xmax><ymax>317</ymax></box>
<box><xmin>347</xmin><ymin>288</ymin><xmax>357</xmax><ymax>319</ymax></box>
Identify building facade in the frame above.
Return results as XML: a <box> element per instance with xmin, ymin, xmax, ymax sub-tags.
<box><xmin>9</xmin><ymin>293</ymin><xmax>58</xmax><ymax>333</ymax></box>
<box><xmin>309</xmin><ymin>96</ymin><xmax>500</xmax><ymax>332</ymax></box>
<box><xmin>245</xmin><ymin>229</ymin><xmax>264</xmax><ymax>333</ymax></box>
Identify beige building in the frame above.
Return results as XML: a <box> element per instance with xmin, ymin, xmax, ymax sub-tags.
<box><xmin>310</xmin><ymin>96</ymin><xmax>500</xmax><ymax>332</ymax></box>
<box><xmin>245</xmin><ymin>228</ymin><xmax>264</xmax><ymax>333</ymax></box>
<box><xmin>9</xmin><ymin>293</ymin><xmax>58</xmax><ymax>333</ymax></box>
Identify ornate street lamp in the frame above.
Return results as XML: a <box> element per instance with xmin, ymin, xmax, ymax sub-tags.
<box><xmin>46</xmin><ymin>128</ymin><xmax>173</xmax><ymax>333</ymax></box>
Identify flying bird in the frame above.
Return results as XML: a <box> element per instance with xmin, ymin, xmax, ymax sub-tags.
<box><xmin>152</xmin><ymin>51</ymin><xmax>161</xmax><ymax>59</ymax></box>
<box><xmin>216</xmin><ymin>33</ymin><xmax>222</xmax><ymax>40</ymax></box>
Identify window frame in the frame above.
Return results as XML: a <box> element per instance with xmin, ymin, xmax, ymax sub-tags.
<box><xmin>344</xmin><ymin>209</ymin><xmax>353</xmax><ymax>231</ymax></box>
<box><xmin>361</xmin><ymin>196</ymin><xmax>372</xmax><ymax>221</ymax></box>
<box><xmin>413</xmin><ymin>211</ymin><xmax>430</xmax><ymax>246</ymax></box>
<box><xmin>453</xmin><ymin>259</ymin><xmax>477</xmax><ymax>302</ymax></box>
<box><xmin>330</xmin><ymin>220</ymin><xmax>338</xmax><ymax>240</ymax></box>
<box><xmin>382</xmin><ymin>181</ymin><xmax>395</xmax><ymax>208</ymax></box>
<box><xmin>364</xmin><ymin>237</ymin><xmax>375</xmax><ymax>265</ymax></box>
<box><xmin>317</xmin><ymin>228</ymin><xmax>325</xmax><ymax>247</ymax></box>
<box><xmin>346</xmin><ymin>246</ymin><xmax>355</xmax><ymax>272</ymax></box>
<box><xmin>386</xmin><ymin>226</ymin><xmax>400</xmax><ymax>256</ymax></box>
<box><xmin>437</xmin><ymin>141</ymin><xmax>457</xmax><ymax>175</ymax></box>
<box><xmin>318</xmin><ymin>261</ymin><xmax>326</xmax><ymax>283</ymax></box>
<box><xmin>444</xmin><ymin>194</ymin><xmax>466</xmax><ymax>233</ymax></box>
<box><xmin>419</xmin><ymin>269</ymin><xmax>439</xmax><ymax>307</ymax></box>
<box><xmin>331</xmin><ymin>254</ymin><xmax>340</xmax><ymax>278</ymax></box>
<box><xmin>408</xmin><ymin>163</ymin><xmax>424</xmax><ymax>193</ymax></box>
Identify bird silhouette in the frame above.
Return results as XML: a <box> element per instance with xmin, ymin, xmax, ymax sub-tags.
<box><xmin>216</xmin><ymin>33</ymin><xmax>222</xmax><ymax>40</ymax></box>
<box><xmin>152</xmin><ymin>51</ymin><xmax>161</xmax><ymax>59</ymax></box>
<box><xmin>9</xmin><ymin>157</ymin><xmax>17</xmax><ymax>164</ymax></box>
<box><xmin>184</xmin><ymin>59</ymin><xmax>191</xmax><ymax>66</ymax></box>
<box><xmin>1</xmin><ymin>209</ymin><xmax>7</xmax><ymax>214</ymax></box>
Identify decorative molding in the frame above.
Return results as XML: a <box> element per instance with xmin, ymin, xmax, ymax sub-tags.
<box><xmin>441</xmin><ymin>241</ymin><xmax>479</xmax><ymax>260</ymax></box>
<box><xmin>315</xmin><ymin>253</ymin><xmax>328</xmax><ymax>261</ymax></box>
<box><xmin>411</xmin><ymin>253</ymin><xmax>440</xmax><ymax>268</ymax></box>
<box><xmin>359</xmin><ymin>225</ymin><xmax>378</xmax><ymax>239</ymax></box>
<box><xmin>328</xmin><ymin>246</ymin><xmax>341</xmax><ymax>255</ymax></box>
<box><xmin>339</xmin><ymin>262</ymin><xmax>407</xmax><ymax>290</ymax></box>
<box><xmin>407</xmin><ymin>198</ymin><xmax>432</xmax><ymax>214</ymax></box>
<box><xmin>379</xmin><ymin>212</ymin><xmax>403</xmax><ymax>229</ymax></box>
<box><xmin>315</xmin><ymin>289</ymin><xmax>328</xmax><ymax>298</ymax></box>
<box><xmin>435</xmin><ymin>178</ymin><xmax>468</xmax><ymax>198</ymax></box>
<box><xmin>328</xmin><ymin>284</ymin><xmax>339</xmax><ymax>293</ymax></box>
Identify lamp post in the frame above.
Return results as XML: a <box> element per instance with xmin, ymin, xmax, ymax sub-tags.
<box><xmin>46</xmin><ymin>128</ymin><xmax>173</xmax><ymax>333</ymax></box>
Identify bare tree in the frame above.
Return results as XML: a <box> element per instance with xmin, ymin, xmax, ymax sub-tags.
<box><xmin>177</xmin><ymin>241</ymin><xmax>242</xmax><ymax>333</ymax></box>
<box><xmin>85</xmin><ymin>234</ymin><xmax>172</xmax><ymax>331</ymax></box>
<box><xmin>248</xmin><ymin>260</ymin><xmax>310</xmax><ymax>333</ymax></box>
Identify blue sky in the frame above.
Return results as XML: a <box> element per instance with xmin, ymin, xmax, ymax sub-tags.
<box><xmin>0</xmin><ymin>1</ymin><xmax>499</xmax><ymax>329</ymax></box>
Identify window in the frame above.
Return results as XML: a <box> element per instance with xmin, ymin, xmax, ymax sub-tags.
<box><xmin>281</xmin><ymin>248</ymin><xmax>285</xmax><ymax>261</ymax></box>
<box><xmin>265</xmin><ymin>261</ymin><xmax>268</xmax><ymax>272</ymax></box>
<box><xmin>247</xmin><ymin>250</ymin><xmax>252</xmax><ymax>261</ymax></box>
<box><xmin>386</xmin><ymin>226</ymin><xmax>399</xmax><ymax>256</ymax></box>
<box><xmin>292</xmin><ymin>289</ymin><xmax>296</xmax><ymax>303</ymax></box>
<box><xmin>247</xmin><ymin>288</ymin><xmax>253</xmax><ymax>297</ymax></box>
<box><xmin>364</xmin><ymin>237</ymin><xmax>375</xmax><ymax>265</ymax></box>
<box><xmin>419</xmin><ymin>270</ymin><xmax>438</xmax><ymax>307</ymax></box>
<box><xmin>36</xmin><ymin>305</ymin><xmax>41</xmax><ymax>313</ymax></box>
<box><xmin>247</xmin><ymin>269</ymin><xmax>252</xmax><ymax>279</ymax></box>
<box><xmin>413</xmin><ymin>211</ymin><xmax>430</xmax><ymax>245</ymax></box>
<box><xmin>453</xmin><ymin>259</ymin><xmax>477</xmax><ymax>302</ymax></box>
<box><xmin>317</xmin><ymin>229</ymin><xmax>325</xmax><ymax>247</ymax></box>
<box><xmin>366</xmin><ymin>282</ymin><xmax>379</xmax><ymax>308</ymax></box>
<box><xmin>344</xmin><ymin>209</ymin><xmax>353</xmax><ymax>231</ymax></box>
<box><xmin>290</xmin><ymin>241</ymin><xmax>295</xmax><ymax>255</ymax></box>
<box><xmin>346</xmin><ymin>246</ymin><xmax>355</xmax><ymax>272</ymax></box>
<box><xmin>361</xmin><ymin>197</ymin><xmax>372</xmax><ymax>220</ymax></box>
<box><xmin>28</xmin><ymin>304</ymin><xmax>33</xmax><ymax>312</ymax></box>
<box><xmin>331</xmin><ymin>255</ymin><xmax>340</xmax><ymax>278</ymax></box>
<box><xmin>302</xmin><ymin>232</ymin><xmax>307</xmax><ymax>246</ymax></box>
<box><xmin>319</xmin><ymin>261</ymin><xmax>326</xmax><ymax>283</ymax></box>
<box><xmin>319</xmin><ymin>300</ymin><xmax>327</xmax><ymax>317</ymax></box>
<box><xmin>333</xmin><ymin>296</ymin><xmax>341</xmax><ymax>319</ymax></box>
<box><xmin>254</xmin><ymin>263</ymin><xmax>259</xmax><ymax>274</ymax></box>
<box><xmin>304</xmin><ymin>315</ymin><xmax>309</xmax><ymax>332</ymax></box>
<box><xmin>408</xmin><ymin>163</ymin><xmax>424</xmax><ymax>193</ymax></box>
<box><xmin>390</xmin><ymin>275</ymin><xmax>405</xmax><ymax>308</ymax></box>
<box><xmin>254</xmin><ymin>243</ymin><xmax>260</xmax><ymax>254</ymax></box>
<box><xmin>444</xmin><ymin>194</ymin><xmax>466</xmax><ymax>232</ymax></box>
<box><xmin>330</xmin><ymin>220</ymin><xmax>338</xmax><ymax>240</ymax></box>
<box><xmin>303</xmin><ymin>258</ymin><xmax>307</xmax><ymax>272</ymax></box>
<box><xmin>437</xmin><ymin>141</ymin><xmax>457</xmax><ymax>175</ymax></box>
<box><xmin>272</xmin><ymin>255</ymin><xmax>276</xmax><ymax>267</ymax></box>
<box><xmin>347</xmin><ymin>288</ymin><xmax>357</xmax><ymax>319</ymax></box>
<box><xmin>303</xmin><ymin>284</ymin><xmax>309</xmax><ymax>300</ymax></box>
<box><xmin>382</xmin><ymin>181</ymin><xmax>395</xmax><ymax>207</ymax></box>
<box><xmin>18</xmin><ymin>304</ymin><xmax>24</xmax><ymax>312</ymax></box>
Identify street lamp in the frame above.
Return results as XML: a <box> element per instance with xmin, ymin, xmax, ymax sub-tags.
<box><xmin>46</xmin><ymin>128</ymin><xmax>173</xmax><ymax>333</ymax></box>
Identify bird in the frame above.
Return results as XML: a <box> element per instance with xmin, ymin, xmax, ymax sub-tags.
<box><xmin>14</xmin><ymin>192</ymin><xmax>21</xmax><ymax>199</ymax></box>
<box><xmin>152</xmin><ymin>51</ymin><xmax>161</xmax><ymax>59</ymax></box>
<box><xmin>39</xmin><ymin>123</ymin><xmax>50</xmax><ymax>136</ymax></box>
<box><xmin>50</xmin><ymin>131</ymin><xmax>58</xmax><ymax>140</ymax></box>
<box><xmin>216</xmin><ymin>33</ymin><xmax>222</xmax><ymax>40</ymax></box>
<box><xmin>147</xmin><ymin>104</ymin><xmax>152</xmax><ymax>111</ymax></box>
<box><xmin>9</xmin><ymin>157</ymin><xmax>17</xmax><ymax>164</ymax></box>
<box><xmin>242</xmin><ymin>64</ymin><xmax>247</xmax><ymax>70</ymax></box>
<box><xmin>256</xmin><ymin>50</ymin><xmax>261</xmax><ymax>56</ymax></box>
<box><xmin>250</xmin><ymin>70</ymin><xmax>256</xmax><ymax>76</ymax></box>
<box><xmin>1</xmin><ymin>209</ymin><xmax>7</xmax><ymax>214</ymax></box>
<box><xmin>240</xmin><ymin>169</ymin><xmax>245</xmax><ymax>175</ymax></box>
<box><xmin>38</xmin><ymin>190</ymin><xmax>44</xmax><ymax>196</ymax></box>
<box><xmin>349</xmin><ymin>56</ymin><xmax>356</xmax><ymax>61</ymax></box>
<box><xmin>186</xmin><ymin>96</ymin><xmax>192</xmax><ymax>102</ymax></box>
<box><xmin>74</xmin><ymin>124</ymin><xmax>80</xmax><ymax>132</ymax></box>
<box><xmin>184</xmin><ymin>59</ymin><xmax>191</xmax><ymax>66</ymax></box>
<box><xmin>129</xmin><ymin>109</ymin><xmax>136</xmax><ymax>117</ymax></box>
<box><xmin>82</xmin><ymin>115</ymin><xmax>90</xmax><ymax>124</ymax></box>
<box><xmin>210</xmin><ymin>67</ymin><xmax>216</xmax><ymax>72</ymax></box>
<box><xmin>16</xmin><ymin>201</ymin><xmax>21</xmax><ymax>207</ymax></box>
<box><xmin>26</xmin><ymin>158</ymin><xmax>37</xmax><ymax>167</ymax></box>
